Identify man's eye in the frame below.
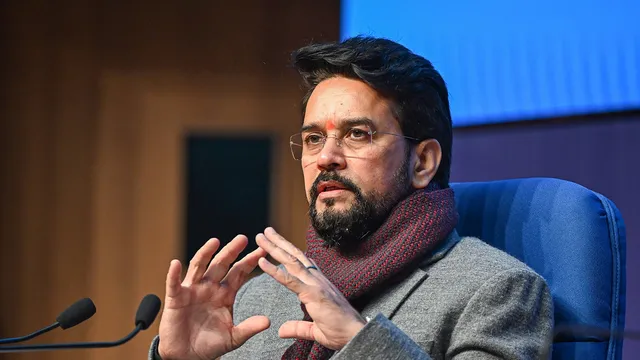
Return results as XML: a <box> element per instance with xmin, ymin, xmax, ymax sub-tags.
<box><xmin>305</xmin><ymin>134</ymin><xmax>324</xmax><ymax>144</ymax></box>
<box><xmin>348</xmin><ymin>129</ymin><xmax>369</xmax><ymax>140</ymax></box>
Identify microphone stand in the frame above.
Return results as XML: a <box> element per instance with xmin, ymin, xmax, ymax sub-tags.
<box><xmin>0</xmin><ymin>323</ymin><xmax>60</xmax><ymax>345</ymax></box>
<box><xmin>0</xmin><ymin>323</ymin><xmax>144</xmax><ymax>353</ymax></box>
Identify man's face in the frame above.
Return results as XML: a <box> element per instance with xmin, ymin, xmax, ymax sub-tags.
<box><xmin>301</xmin><ymin>77</ymin><xmax>414</xmax><ymax>249</ymax></box>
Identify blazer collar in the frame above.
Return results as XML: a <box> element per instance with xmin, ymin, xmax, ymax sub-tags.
<box><xmin>420</xmin><ymin>229</ymin><xmax>462</xmax><ymax>267</ymax></box>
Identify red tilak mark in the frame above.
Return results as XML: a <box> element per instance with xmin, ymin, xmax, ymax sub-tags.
<box><xmin>326</xmin><ymin>120</ymin><xmax>335</xmax><ymax>131</ymax></box>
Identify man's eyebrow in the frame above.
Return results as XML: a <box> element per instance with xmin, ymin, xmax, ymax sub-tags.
<box><xmin>300</xmin><ymin>123</ymin><xmax>320</xmax><ymax>133</ymax></box>
<box><xmin>300</xmin><ymin>117</ymin><xmax>376</xmax><ymax>132</ymax></box>
<box><xmin>342</xmin><ymin>117</ymin><xmax>375</xmax><ymax>129</ymax></box>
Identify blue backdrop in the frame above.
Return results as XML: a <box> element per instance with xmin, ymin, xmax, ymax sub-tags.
<box><xmin>341</xmin><ymin>0</ymin><xmax>640</xmax><ymax>127</ymax></box>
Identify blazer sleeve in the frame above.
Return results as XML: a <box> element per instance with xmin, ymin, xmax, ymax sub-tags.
<box><xmin>332</xmin><ymin>268</ymin><xmax>554</xmax><ymax>360</ymax></box>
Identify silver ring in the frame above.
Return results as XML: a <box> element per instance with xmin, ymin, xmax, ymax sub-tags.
<box><xmin>306</xmin><ymin>265</ymin><xmax>318</xmax><ymax>271</ymax></box>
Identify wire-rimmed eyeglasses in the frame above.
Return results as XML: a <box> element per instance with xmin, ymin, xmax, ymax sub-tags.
<box><xmin>289</xmin><ymin>124</ymin><xmax>420</xmax><ymax>161</ymax></box>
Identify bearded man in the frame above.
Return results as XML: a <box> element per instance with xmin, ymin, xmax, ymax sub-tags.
<box><xmin>149</xmin><ymin>36</ymin><xmax>553</xmax><ymax>360</ymax></box>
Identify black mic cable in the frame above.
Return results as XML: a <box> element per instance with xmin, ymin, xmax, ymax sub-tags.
<box><xmin>0</xmin><ymin>297</ymin><xmax>96</xmax><ymax>345</ymax></box>
<box><xmin>553</xmin><ymin>324</ymin><xmax>640</xmax><ymax>341</ymax></box>
<box><xmin>538</xmin><ymin>323</ymin><xmax>640</xmax><ymax>360</ymax></box>
<box><xmin>0</xmin><ymin>294</ymin><xmax>160</xmax><ymax>353</ymax></box>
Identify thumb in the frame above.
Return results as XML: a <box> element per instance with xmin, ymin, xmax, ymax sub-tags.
<box><xmin>230</xmin><ymin>315</ymin><xmax>270</xmax><ymax>348</ymax></box>
<box><xmin>278</xmin><ymin>320</ymin><xmax>315</xmax><ymax>341</ymax></box>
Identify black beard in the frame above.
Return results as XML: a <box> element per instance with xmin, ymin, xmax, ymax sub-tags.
<box><xmin>308</xmin><ymin>152</ymin><xmax>413</xmax><ymax>252</ymax></box>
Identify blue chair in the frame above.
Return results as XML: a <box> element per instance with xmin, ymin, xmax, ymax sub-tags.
<box><xmin>450</xmin><ymin>178</ymin><xmax>626</xmax><ymax>360</ymax></box>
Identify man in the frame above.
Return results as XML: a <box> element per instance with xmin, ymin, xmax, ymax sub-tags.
<box><xmin>149</xmin><ymin>36</ymin><xmax>553</xmax><ymax>360</ymax></box>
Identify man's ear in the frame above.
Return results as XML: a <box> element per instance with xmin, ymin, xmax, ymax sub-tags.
<box><xmin>411</xmin><ymin>139</ymin><xmax>442</xmax><ymax>189</ymax></box>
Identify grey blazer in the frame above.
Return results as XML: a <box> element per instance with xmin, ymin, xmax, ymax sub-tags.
<box><xmin>149</xmin><ymin>232</ymin><xmax>554</xmax><ymax>359</ymax></box>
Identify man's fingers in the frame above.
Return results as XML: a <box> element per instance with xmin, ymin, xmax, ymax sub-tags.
<box><xmin>278</xmin><ymin>320</ymin><xmax>315</xmax><ymax>341</ymax></box>
<box><xmin>183</xmin><ymin>238</ymin><xmax>220</xmax><ymax>286</ymax></box>
<box><xmin>165</xmin><ymin>259</ymin><xmax>183</xmax><ymax>298</ymax></box>
<box><xmin>263</xmin><ymin>227</ymin><xmax>309</xmax><ymax>262</ymax></box>
<box><xmin>222</xmin><ymin>246</ymin><xmax>268</xmax><ymax>292</ymax></box>
<box><xmin>256</xmin><ymin>233</ymin><xmax>307</xmax><ymax>274</ymax></box>
<box><xmin>203</xmin><ymin>235</ymin><xmax>249</xmax><ymax>283</ymax></box>
<box><xmin>258</xmin><ymin>257</ymin><xmax>306</xmax><ymax>294</ymax></box>
<box><xmin>231</xmin><ymin>315</ymin><xmax>270</xmax><ymax>349</ymax></box>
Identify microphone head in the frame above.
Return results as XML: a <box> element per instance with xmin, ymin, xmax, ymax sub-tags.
<box><xmin>56</xmin><ymin>298</ymin><xmax>96</xmax><ymax>330</ymax></box>
<box><xmin>135</xmin><ymin>294</ymin><xmax>161</xmax><ymax>330</ymax></box>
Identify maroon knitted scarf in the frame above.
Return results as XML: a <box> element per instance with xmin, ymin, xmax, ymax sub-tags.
<box><xmin>281</xmin><ymin>186</ymin><xmax>458</xmax><ymax>360</ymax></box>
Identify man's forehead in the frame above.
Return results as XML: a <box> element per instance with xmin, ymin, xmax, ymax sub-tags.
<box><xmin>306</xmin><ymin>97</ymin><xmax>371</xmax><ymax>120</ymax></box>
<box><xmin>303</xmin><ymin>77</ymin><xmax>397</xmax><ymax>131</ymax></box>
<box><xmin>306</xmin><ymin>78</ymin><xmax>381</xmax><ymax>113</ymax></box>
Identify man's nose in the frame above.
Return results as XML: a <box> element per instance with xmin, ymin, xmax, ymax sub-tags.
<box><xmin>316</xmin><ymin>136</ymin><xmax>346</xmax><ymax>171</ymax></box>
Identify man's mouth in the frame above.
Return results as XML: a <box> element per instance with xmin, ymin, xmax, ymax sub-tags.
<box><xmin>317</xmin><ymin>181</ymin><xmax>349</xmax><ymax>193</ymax></box>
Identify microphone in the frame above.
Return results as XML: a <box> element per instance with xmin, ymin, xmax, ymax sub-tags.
<box><xmin>0</xmin><ymin>297</ymin><xmax>96</xmax><ymax>345</ymax></box>
<box><xmin>0</xmin><ymin>294</ymin><xmax>161</xmax><ymax>353</ymax></box>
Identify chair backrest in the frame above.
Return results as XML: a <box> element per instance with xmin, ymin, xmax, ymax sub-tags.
<box><xmin>450</xmin><ymin>177</ymin><xmax>626</xmax><ymax>360</ymax></box>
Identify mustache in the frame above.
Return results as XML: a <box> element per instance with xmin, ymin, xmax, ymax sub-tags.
<box><xmin>310</xmin><ymin>172</ymin><xmax>360</xmax><ymax>200</ymax></box>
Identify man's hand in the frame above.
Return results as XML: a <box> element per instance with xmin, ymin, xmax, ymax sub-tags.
<box><xmin>256</xmin><ymin>227</ymin><xmax>366</xmax><ymax>351</ymax></box>
<box><xmin>158</xmin><ymin>235</ymin><xmax>270</xmax><ymax>360</ymax></box>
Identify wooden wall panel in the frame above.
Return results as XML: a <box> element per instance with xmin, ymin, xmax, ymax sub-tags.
<box><xmin>0</xmin><ymin>1</ymin><xmax>339</xmax><ymax>359</ymax></box>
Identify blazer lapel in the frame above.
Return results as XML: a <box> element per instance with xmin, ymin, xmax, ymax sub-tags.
<box><xmin>360</xmin><ymin>230</ymin><xmax>462</xmax><ymax>321</ymax></box>
<box><xmin>361</xmin><ymin>267</ymin><xmax>430</xmax><ymax>321</ymax></box>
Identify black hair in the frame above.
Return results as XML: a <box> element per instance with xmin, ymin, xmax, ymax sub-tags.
<box><xmin>291</xmin><ymin>35</ymin><xmax>453</xmax><ymax>188</ymax></box>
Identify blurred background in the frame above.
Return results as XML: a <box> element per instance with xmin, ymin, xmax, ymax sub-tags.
<box><xmin>0</xmin><ymin>1</ymin><xmax>637</xmax><ymax>359</ymax></box>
